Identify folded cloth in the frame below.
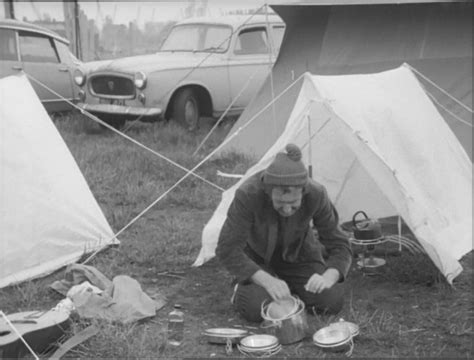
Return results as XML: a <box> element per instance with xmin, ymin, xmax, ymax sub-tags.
<box><xmin>51</xmin><ymin>264</ymin><xmax>166</xmax><ymax>323</ymax></box>
<box><xmin>69</xmin><ymin>275</ymin><xmax>165</xmax><ymax>323</ymax></box>
<box><xmin>50</xmin><ymin>264</ymin><xmax>112</xmax><ymax>295</ymax></box>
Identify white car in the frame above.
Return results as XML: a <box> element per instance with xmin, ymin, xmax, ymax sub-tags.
<box><xmin>75</xmin><ymin>14</ymin><xmax>285</xmax><ymax>129</ymax></box>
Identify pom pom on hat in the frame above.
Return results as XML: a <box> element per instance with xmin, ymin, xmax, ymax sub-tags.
<box><xmin>285</xmin><ymin>143</ymin><xmax>302</xmax><ymax>162</ymax></box>
<box><xmin>263</xmin><ymin>143</ymin><xmax>308</xmax><ymax>187</ymax></box>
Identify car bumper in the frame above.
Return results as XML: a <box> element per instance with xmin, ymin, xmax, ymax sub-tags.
<box><xmin>78</xmin><ymin>103</ymin><xmax>162</xmax><ymax>117</ymax></box>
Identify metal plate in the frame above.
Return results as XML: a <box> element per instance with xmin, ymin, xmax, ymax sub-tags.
<box><xmin>240</xmin><ymin>334</ymin><xmax>279</xmax><ymax>349</ymax></box>
<box><xmin>313</xmin><ymin>326</ymin><xmax>351</xmax><ymax>346</ymax></box>
<box><xmin>357</xmin><ymin>257</ymin><xmax>386</xmax><ymax>268</ymax></box>
<box><xmin>330</xmin><ymin>321</ymin><xmax>360</xmax><ymax>337</ymax></box>
<box><xmin>203</xmin><ymin>328</ymin><xmax>248</xmax><ymax>337</ymax></box>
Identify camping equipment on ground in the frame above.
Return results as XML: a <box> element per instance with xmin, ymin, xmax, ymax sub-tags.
<box><xmin>203</xmin><ymin>328</ymin><xmax>249</xmax><ymax>345</ymax></box>
<box><xmin>203</xmin><ymin>328</ymin><xmax>249</xmax><ymax>355</ymax></box>
<box><xmin>51</xmin><ymin>264</ymin><xmax>166</xmax><ymax>324</ymax></box>
<box><xmin>313</xmin><ymin>319</ymin><xmax>359</xmax><ymax>356</ymax></box>
<box><xmin>261</xmin><ymin>296</ymin><xmax>308</xmax><ymax>344</ymax></box>
<box><xmin>0</xmin><ymin>74</ymin><xmax>117</xmax><ymax>289</ymax></box>
<box><xmin>265</xmin><ymin>297</ymin><xmax>299</xmax><ymax>321</ymax></box>
<box><xmin>48</xmin><ymin>324</ymin><xmax>99</xmax><ymax>360</ymax></box>
<box><xmin>194</xmin><ymin>65</ymin><xmax>472</xmax><ymax>285</ymax></box>
<box><xmin>50</xmin><ymin>264</ymin><xmax>113</xmax><ymax>296</ymax></box>
<box><xmin>352</xmin><ymin>211</ymin><xmax>383</xmax><ymax>240</ymax></box>
<box><xmin>351</xmin><ymin>211</ymin><xmax>386</xmax><ymax>271</ymax></box>
<box><xmin>237</xmin><ymin>334</ymin><xmax>281</xmax><ymax>357</ymax></box>
<box><xmin>0</xmin><ymin>309</ymin><xmax>71</xmax><ymax>358</ymax></box>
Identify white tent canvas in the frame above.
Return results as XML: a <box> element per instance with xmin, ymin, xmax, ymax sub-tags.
<box><xmin>0</xmin><ymin>74</ymin><xmax>117</xmax><ymax>289</ymax></box>
<box><xmin>194</xmin><ymin>65</ymin><xmax>472</xmax><ymax>284</ymax></box>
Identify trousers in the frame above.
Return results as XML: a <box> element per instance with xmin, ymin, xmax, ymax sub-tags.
<box><xmin>232</xmin><ymin>251</ymin><xmax>344</xmax><ymax>323</ymax></box>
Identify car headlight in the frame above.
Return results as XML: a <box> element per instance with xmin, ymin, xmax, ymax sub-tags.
<box><xmin>134</xmin><ymin>71</ymin><xmax>147</xmax><ymax>89</ymax></box>
<box><xmin>74</xmin><ymin>69</ymin><xmax>86</xmax><ymax>86</ymax></box>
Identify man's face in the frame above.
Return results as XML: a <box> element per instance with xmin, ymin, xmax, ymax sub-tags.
<box><xmin>271</xmin><ymin>186</ymin><xmax>303</xmax><ymax>217</ymax></box>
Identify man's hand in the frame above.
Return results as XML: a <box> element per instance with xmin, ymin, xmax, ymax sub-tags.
<box><xmin>251</xmin><ymin>270</ymin><xmax>291</xmax><ymax>300</ymax></box>
<box><xmin>304</xmin><ymin>268</ymin><xmax>340</xmax><ymax>294</ymax></box>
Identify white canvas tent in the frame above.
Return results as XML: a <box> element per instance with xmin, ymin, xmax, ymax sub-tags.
<box><xmin>0</xmin><ymin>74</ymin><xmax>117</xmax><ymax>289</ymax></box>
<box><xmin>193</xmin><ymin>65</ymin><xmax>472</xmax><ymax>284</ymax></box>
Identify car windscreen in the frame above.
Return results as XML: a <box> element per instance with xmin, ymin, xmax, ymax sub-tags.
<box><xmin>160</xmin><ymin>24</ymin><xmax>232</xmax><ymax>53</ymax></box>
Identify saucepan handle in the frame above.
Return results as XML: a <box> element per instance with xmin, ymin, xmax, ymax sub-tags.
<box><xmin>260</xmin><ymin>319</ymin><xmax>281</xmax><ymax>329</ymax></box>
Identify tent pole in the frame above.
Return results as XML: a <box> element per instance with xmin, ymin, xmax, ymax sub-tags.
<box><xmin>306</xmin><ymin>114</ymin><xmax>313</xmax><ymax>179</ymax></box>
<box><xmin>398</xmin><ymin>215</ymin><xmax>402</xmax><ymax>252</ymax></box>
<box><xmin>265</xmin><ymin>3</ymin><xmax>277</xmax><ymax>138</ymax></box>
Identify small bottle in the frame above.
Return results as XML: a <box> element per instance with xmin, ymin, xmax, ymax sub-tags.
<box><xmin>167</xmin><ymin>304</ymin><xmax>184</xmax><ymax>346</ymax></box>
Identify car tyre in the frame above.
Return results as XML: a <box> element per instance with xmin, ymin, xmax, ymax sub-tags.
<box><xmin>173</xmin><ymin>88</ymin><xmax>200</xmax><ymax>131</ymax></box>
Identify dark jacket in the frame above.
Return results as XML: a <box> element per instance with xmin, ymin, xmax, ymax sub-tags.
<box><xmin>216</xmin><ymin>171</ymin><xmax>352</xmax><ymax>283</ymax></box>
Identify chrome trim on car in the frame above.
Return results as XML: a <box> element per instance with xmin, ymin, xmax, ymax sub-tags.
<box><xmin>42</xmin><ymin>98</ymin><xmax>75</xmax><ymax>103</ymax></box>
<box><xmin>78</xmin><ymin>103</ymin><xmax>162</xmax><ymax>117</ymax></box>
<box><xmin>0</xmin><ymin>23</ymin><xmax>70</xmax><ymax>45</ymax></box>
<box><xmin>89</xmin><ymin>74</ymin><xmax>136</xmax><ymax>99</ymax></box>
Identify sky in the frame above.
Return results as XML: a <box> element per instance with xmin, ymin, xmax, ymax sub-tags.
<box><xmin>8</xmin><ymin>1</ymin><xmax>267</xmax><ymax>29</ymax></box>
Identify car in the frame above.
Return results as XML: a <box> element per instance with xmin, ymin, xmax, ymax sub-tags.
<box><xmin>0</xmin><ymin>19</ymin><xmax>81</xmax><ymax>113</ymax></box>
<box><xmin>75</xmin><ymin>14</ymin><xmax>285</xmax><ymax>129</ymax></box>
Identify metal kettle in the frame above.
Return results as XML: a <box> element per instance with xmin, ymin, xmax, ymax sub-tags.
<box><xmin>352</xmin><ymin>211</ymin><xmax>383</xmax><ymax>240</ymax></box>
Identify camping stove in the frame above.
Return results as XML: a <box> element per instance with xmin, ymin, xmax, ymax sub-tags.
<box><xmin>351</xmin><ymin>211</ymin><xmax>387</xmax><ymax>273</ymax></box>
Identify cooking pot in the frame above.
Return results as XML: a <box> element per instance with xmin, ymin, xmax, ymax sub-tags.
<box><xmin>260</xmin><ymin>297</ymin><xmax>308</xmax><ymax>344</ymax></box>
<box><xmin>352</xmin><ymin>211</ymin><xmax>383</xmax><ymax>240</ymax></box>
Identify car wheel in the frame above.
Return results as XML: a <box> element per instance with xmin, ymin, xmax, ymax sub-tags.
<box><xmin>173</xmin><ymin>88</ymin><xmax>200</xmax><ymax>131</ymax></box>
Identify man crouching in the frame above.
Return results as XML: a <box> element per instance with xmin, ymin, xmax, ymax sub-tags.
<box><xmin>216</xmin><ymin>143</ymin><xmax>352</xmax><ymax>322</ymax></box>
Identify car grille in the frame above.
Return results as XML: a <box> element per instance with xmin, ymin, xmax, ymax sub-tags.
<box><xmin>90</xmin><ymin>75</ymin><xmax>135</xmax><ymax>97</ymax></box>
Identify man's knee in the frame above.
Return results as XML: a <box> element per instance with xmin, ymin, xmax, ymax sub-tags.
<box><xmin>233</xmin><ymin>283</ymin><xmax>272</xmax><ymax>323</ymax></box>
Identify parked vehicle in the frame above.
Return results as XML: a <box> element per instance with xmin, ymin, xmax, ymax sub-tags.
<box><xmin>0</xmin><ymin>19</ymin><xmax>81</xmax><ymax>113</ymax></box>
<box><xmin>75</xmin><ymin>14</ymin><xmax>285</xmax><ymax>129</ymax></box>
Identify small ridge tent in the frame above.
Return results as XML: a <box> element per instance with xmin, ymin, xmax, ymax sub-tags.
<box><xmin>220</xmin><ymin>0</ymin><xmax>472</xmax><ymax>159</ymax></box>
<box><xmin>0</xmin><ymin>74</ymin><xmax>117</xmax><ymax>289</ymax></box>
<box><xmin>193</xmin><ymin>65</ymin><xmax>472</xmax><ymax>284</ymax></box>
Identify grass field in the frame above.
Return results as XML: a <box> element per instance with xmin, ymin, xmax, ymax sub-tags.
<box><xmin>1</xmin><ymin>113</ymin><xmax>472</xmax><ymax>359</ymax></box>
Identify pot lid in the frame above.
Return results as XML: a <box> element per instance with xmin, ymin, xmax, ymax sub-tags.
<box><xmin>203</xmin><ymin>328</ymin><xmax>248</xmax><ymax>338</ymax></box>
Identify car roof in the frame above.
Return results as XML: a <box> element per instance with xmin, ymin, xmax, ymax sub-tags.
<box><xmin>175</xmin><ymin>14</ymin><xmax>284</xmax><ymax>29</ymax></box>
<box><xmin>0</xmin><ymin>18</ymin><xmax>69</xmax><ymax>44</ymax></box>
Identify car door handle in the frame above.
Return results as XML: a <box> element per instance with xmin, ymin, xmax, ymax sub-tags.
<box><xmin>12</xmin><ymin>65</ymin><xmax>22</xmax><ymax>71</ymax></box>
<box><xmin>58</xmin><ymin>67</ymin><xmax>69</xmax><ymax>72</ymax></box>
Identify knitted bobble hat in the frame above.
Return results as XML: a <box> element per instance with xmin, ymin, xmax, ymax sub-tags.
<box><xmin>263</xmin><ymin>143</ymin><xmax>308</xmax><ymax>187</ymax></box>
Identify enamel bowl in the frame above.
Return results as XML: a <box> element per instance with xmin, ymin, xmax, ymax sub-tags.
<box><xmin>239</xmin><ymin>334</ymin><xmax>279</xmax><ymax>349</ymax></box>
<box><xmin>203</xmin><ymin>328</ymin><xmax>248</xmax><ymax>344</ymax></box>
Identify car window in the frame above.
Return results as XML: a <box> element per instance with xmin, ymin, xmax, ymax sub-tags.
<box><xmin>203</xmin><ymin>26</ymin><xmax>231</xmax><ymax>52</ymax></box>
<box><xmin>272</xmin><ymin>25</ymin><xmax>285</xmax><ymax>54</ymax></box>
<box><xmin>55</xmin><ymin>40</ymin><xmax>75</xmax><ymax>65</ymax></box>
<box><xmin>0</xmin><ymin>28</ymin><xmax>18</xmax><ymax>61</ymax></box>
<box><xmin>161</xmin><ymin>24</ymin><xmax>231</xmax><ymax>52</ymax></box>
<box><xmin>19</xmin><ymin>31</ymin><xmax>59</xmax><ymax>63</ymax></box>
<box><xmin>234</xmin><ymin>27</ymin><xmax>269</xmax><ymax>55</ymax></box>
